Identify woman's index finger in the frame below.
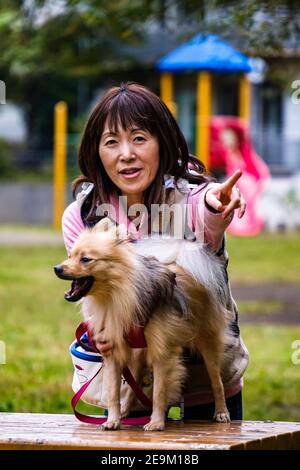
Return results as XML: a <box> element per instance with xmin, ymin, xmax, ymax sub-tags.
<box><xmin>221</xmin><ymin>169</ymin><xmax>242</xmax><ymax>191</ymax></box>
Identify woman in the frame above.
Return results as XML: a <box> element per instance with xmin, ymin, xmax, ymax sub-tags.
<box><xmin>62</xmin><ymin>82</ymin><xmax>249</xmax><ymax>420</ymax></box>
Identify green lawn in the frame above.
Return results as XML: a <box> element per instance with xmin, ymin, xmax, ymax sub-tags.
<box><xmin>0</xmin><ymin>245</ymin><xmax>77</xmax><ymax>413</ymax></box>
<box><xmin>227</xmin><ymin>232</ymin><xmax>300</xmax><ymax>283</ymax></box>
<box><xmin>0</xmin><ymin>232</ymin><xmax>299</xmax><ymax>420</ymax></box>
<box><xmin>242</xmin><ymin>325</ymin><xmax>300</xmax><ymax>421</ymax></box>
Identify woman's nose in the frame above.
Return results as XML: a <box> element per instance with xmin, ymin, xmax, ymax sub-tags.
<box><xmin>119</xmin><ymin>141</ymin><xmax>135</xmax><ymax>160</ymax></box>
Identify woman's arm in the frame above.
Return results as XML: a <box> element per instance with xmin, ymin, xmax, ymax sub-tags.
<box><xmin>204</xmin><ymin>170</ymin><xmax>246</xmax><ymax>220</ymax></box>
<box><xmin>188</xmin><ymin>170</ymin><xmax>246</xmax><ymax>252</ymax></box>
<box><xmin>62</xmin><ymin>201</ymin><xmax>85</xmax><ymax>254</ymax></box>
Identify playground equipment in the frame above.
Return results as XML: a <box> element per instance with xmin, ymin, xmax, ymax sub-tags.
<box><xmin>53</xmin><ymin>101</ymin><xmax>67</xmax><ymax>230</ymax></box>
<box><xmin>157</xmin><ymin>34</ymin><xmax>253</xmax><ymax>168</ymax></box>
<box><xmin>158</xmin><ymin>34</ymin><xmax>270</xmax><ymax>236</ymax></box>
<box><xmin>210</xmin><ymin>116</ymin><xmax>270</xmax><ymax>236</ymax></box>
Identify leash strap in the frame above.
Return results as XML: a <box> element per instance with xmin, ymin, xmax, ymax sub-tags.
<box><xmin>71</xmin><ymin>368</ymin><xmax>150</xmax><ymax>426</ymax></box>
<box><xmin>122</xmin><ymin>366</ymin><xmax>152</xmax><ymax>409</ymax></box>
<box><xmin>72</xmin><ymin>322</ymin><xmax>152</xmax><ymax>425</ymax></box>
<box><xmin>75</xmin><ymin>321</ymin><xmax>96</xmax><ymax>352</ymax></box>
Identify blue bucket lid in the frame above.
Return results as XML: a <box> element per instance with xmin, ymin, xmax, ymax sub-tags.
<box><xmin>70</xmin><ymin>340</ymin><xmax>103</xmax><ymax>363</ymax></box>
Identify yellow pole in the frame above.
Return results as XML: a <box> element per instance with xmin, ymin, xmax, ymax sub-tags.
<box><xmin>196</xmin><ymin>71</ymin><xmax>212</xmax><ymax>170</ymax></box>
<box><xmin>239</xmin><ymin>74</ymin><xmax>251</xmax><ymax>124</ymax></box>
<box><xmin>53</xmin><ymin>101</ymin><xmax>67</xmax><ymax>230</ymax></box>
<box><xmin>160</xmin><ymin>72</ymin><xmax>177</xmax><ymax>117</ymax></box>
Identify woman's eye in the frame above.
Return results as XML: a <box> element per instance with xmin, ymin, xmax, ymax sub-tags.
<box><xmin>105</xmin><ymin>139</ymin><xmax>117</xmax><ymax>145</ymax></box>
<box><xmin>106</xmin><ymin>140</ymin><xmax>115</xmax><ymax>146</ymax></box>
<box><xmin>134</xmin><ymin>136</ymin><xmax>146</xmax><ymax>142</ymax></box>
<box><xmin>80</xmin><ymin>257</ymin><xmax>92</xmax><ymax>264</ymax></box>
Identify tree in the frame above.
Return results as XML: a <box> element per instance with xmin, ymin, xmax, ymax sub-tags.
<box><xmin>2</xmin><ymin>1</ymin><xmax>300</xmax><ymax>85</ymax></box>
<box><xmin>1</xmin><ymin>0</ymin><xmax>299</xmax><ymax>155</ymax></box>
<box><xmin>0</xmin><ymin>0</ymin><xmax>160</xmax><ymax>151</ymax></box>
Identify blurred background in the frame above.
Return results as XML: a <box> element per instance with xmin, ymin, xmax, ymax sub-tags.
<box><xmin>0</xmin><ymin>0</ymin><xmax>299</xmax><ymax>421</ymax></box>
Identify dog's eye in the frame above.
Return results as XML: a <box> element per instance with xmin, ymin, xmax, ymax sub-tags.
<box><xmin>80</xmin><ymin>257</ymin><xmax>92</xmax><ymax>264</ymax></box>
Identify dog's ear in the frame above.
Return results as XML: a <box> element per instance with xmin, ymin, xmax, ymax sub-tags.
<box><xmin>93</xmin><ymin>217</ymin><xmax>116</xmax><ymax>233</ymax></box>
<box><xmin>113</xmin><ymin>224</ymin><xmax>129</xmax><ymax>243</ymax></box>
<box><xmin>93</xmin><ymin>218</ymin><xmax>129</xmax><ymax>243</ymax></box>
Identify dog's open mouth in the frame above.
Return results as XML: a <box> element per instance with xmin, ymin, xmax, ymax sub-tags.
<box><xmin>64</xmin><ymin>276</ymin><xmax>94</xmax><ymax>302</ymax></box>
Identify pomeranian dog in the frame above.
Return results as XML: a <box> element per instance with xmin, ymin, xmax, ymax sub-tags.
<box><xmin>54</xmin><ymin>218</ymin><xmax>231</xmax><ymax>431</ymax></box>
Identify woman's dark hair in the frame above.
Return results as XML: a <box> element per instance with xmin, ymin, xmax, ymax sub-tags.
<box><xmin>73</xmin><ymin>82</ymin><xmax>210</xmax><ymax>211</ymax></box>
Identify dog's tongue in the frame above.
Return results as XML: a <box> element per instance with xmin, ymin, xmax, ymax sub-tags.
<box><xmin>64</xmin><ymin>277</ymin><xmax>94</xmax><ymax>302</ymax></box>
<box><xmin>65</xmin><ymin>280</ymin><xmax>80</xmax><ymax>302</ymax></box>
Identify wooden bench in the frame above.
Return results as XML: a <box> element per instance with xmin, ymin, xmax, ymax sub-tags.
<box><xmin>0</xmin><ymin>413</ymin><xmax>300</xmax><ymax>450</ymax></box>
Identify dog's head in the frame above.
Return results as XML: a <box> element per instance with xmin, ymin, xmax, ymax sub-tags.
<box><xmin>54</xmin><ymin>218</ymin><xmax>131</xmax><ymax>302</ymax></box>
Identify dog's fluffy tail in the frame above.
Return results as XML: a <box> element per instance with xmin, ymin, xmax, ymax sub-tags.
<box><xmin>176</xmin><ymin>240</ymin><xmax>227</xmax><ymax>306</ymax></box>
<box><xmin>176</xmin><ymin>240</ymin><xmax>235</xmax><ymax>355</ymax></box>
<box><xmin>134</xmin><ymin>238</ymin><xmax>228</xmax><ymax>312</ymax></box>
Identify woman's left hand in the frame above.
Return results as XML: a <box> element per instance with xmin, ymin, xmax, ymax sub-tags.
<box><xmin>205</xmin><ymin>169</ymin><xmax>246</xmax><ymax>219</ymax></box>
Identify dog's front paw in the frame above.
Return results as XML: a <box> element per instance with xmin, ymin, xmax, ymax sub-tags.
<box><xmin>102</xmin><ymin>419</ymin><xmax>121</xmax><ymax>430</ymax></box>
<box><xmin>213</xmin><ymin>410</ymin><xmax>231</xmax><ymax>423</ymax></box>
<box><xmin>143</xmin><ymin>420</ymin><xmax>165</xmax><ymax>432</ymax></box>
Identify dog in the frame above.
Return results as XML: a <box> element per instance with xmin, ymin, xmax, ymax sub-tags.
<box><xmin>54</xmin><ymin>218</ymin><xmax>231</xmax><ymax>431</ymax></box>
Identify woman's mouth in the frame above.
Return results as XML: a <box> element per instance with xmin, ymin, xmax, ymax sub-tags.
<box><xmin>119</xmin><ymin>168</ymin><xmax>142</xmax><ymax>179</ymax></box>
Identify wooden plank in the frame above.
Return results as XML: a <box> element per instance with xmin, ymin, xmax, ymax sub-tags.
<box><xmin>0</xmin><ymin>414</ymin><xmax>299</xmax><ymax>450</ymax></box>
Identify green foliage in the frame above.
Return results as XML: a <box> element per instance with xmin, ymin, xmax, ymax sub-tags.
<box><xmin>0</xmin><ymin>1</ymin><xmax>162</xmax><ymax>158</ymax></box>
<box><xmin>1</xmin><ymin>1</ymin><xmax>299</xmax><ymax>168</ymax></box>
<box><xmin>1</xmin><ymin>1</ymin><xmax>300</xmax><ymax>87</ymax></box>
<box><xmin>0</xmin><ymin>0</ymin><xmax>156</xmax><ymax>84</ymax></box>
<box><xmin>174</xmin><ymin>1</ymin><xmax>300</xmax><ymax>54</ymax></box>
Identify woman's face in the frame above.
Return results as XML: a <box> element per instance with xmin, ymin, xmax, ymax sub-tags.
<box><xmin>99</xmin><ymin>120</ymin><xmax>160</xmax><ymax>205</ymax></box>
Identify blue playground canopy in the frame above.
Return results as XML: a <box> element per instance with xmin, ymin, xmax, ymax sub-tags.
<box><xmin>157</xmin><ymin>34</ymin><xmax>253</xmax><ymax>73</ymax></box>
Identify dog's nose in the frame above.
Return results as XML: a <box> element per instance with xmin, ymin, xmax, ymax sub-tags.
<box><xmin>54</xmin><ymin>265</ymin><xmax>64</xmax><ymax>276</ymax></box>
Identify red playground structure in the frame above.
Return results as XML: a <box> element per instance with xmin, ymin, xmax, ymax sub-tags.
<box><xmin>209</xmin><ymin>116</ymin><xmax>270</xmax><ymax>236</ymax></box>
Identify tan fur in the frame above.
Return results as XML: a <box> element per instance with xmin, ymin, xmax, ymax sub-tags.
<box><xmin>58</xmin><ymin>220</ymin><xmax>231</xmax><ymax>430</ymax></box>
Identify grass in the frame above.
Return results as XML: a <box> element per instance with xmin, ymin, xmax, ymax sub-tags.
<box><xmin>0</xmin><ymin>245</ymin><xmax>77</xmax><ymax>413</ymax></box>
<box><xmin>227</xmin><ymin>232</ymin><xmax>300</xmax><ymax>283</ymax></box>
<box><xmin>0</xmin><ymin>232</ymin><xmax>299</xmax><ymax>420</ymax></box>
<box><xmin>238</xmin><ymin>300</ymin><xmax>282</xmax><ymax>316</ymax></box>
<box><xmin>0</xmin><ymin>224</ymin><xmax>58</xmax><ymax>233</ymax></box>
<box><xmin>242</xmin><ymin>325</ymin><xmax>300</xmax><ymax>421</ymax></box>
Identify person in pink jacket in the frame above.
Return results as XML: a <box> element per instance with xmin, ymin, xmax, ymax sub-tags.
<box><xmin>62</xmin><ymin>82</ymin><xmax>249</xmax><ymax>420</ymax></box>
